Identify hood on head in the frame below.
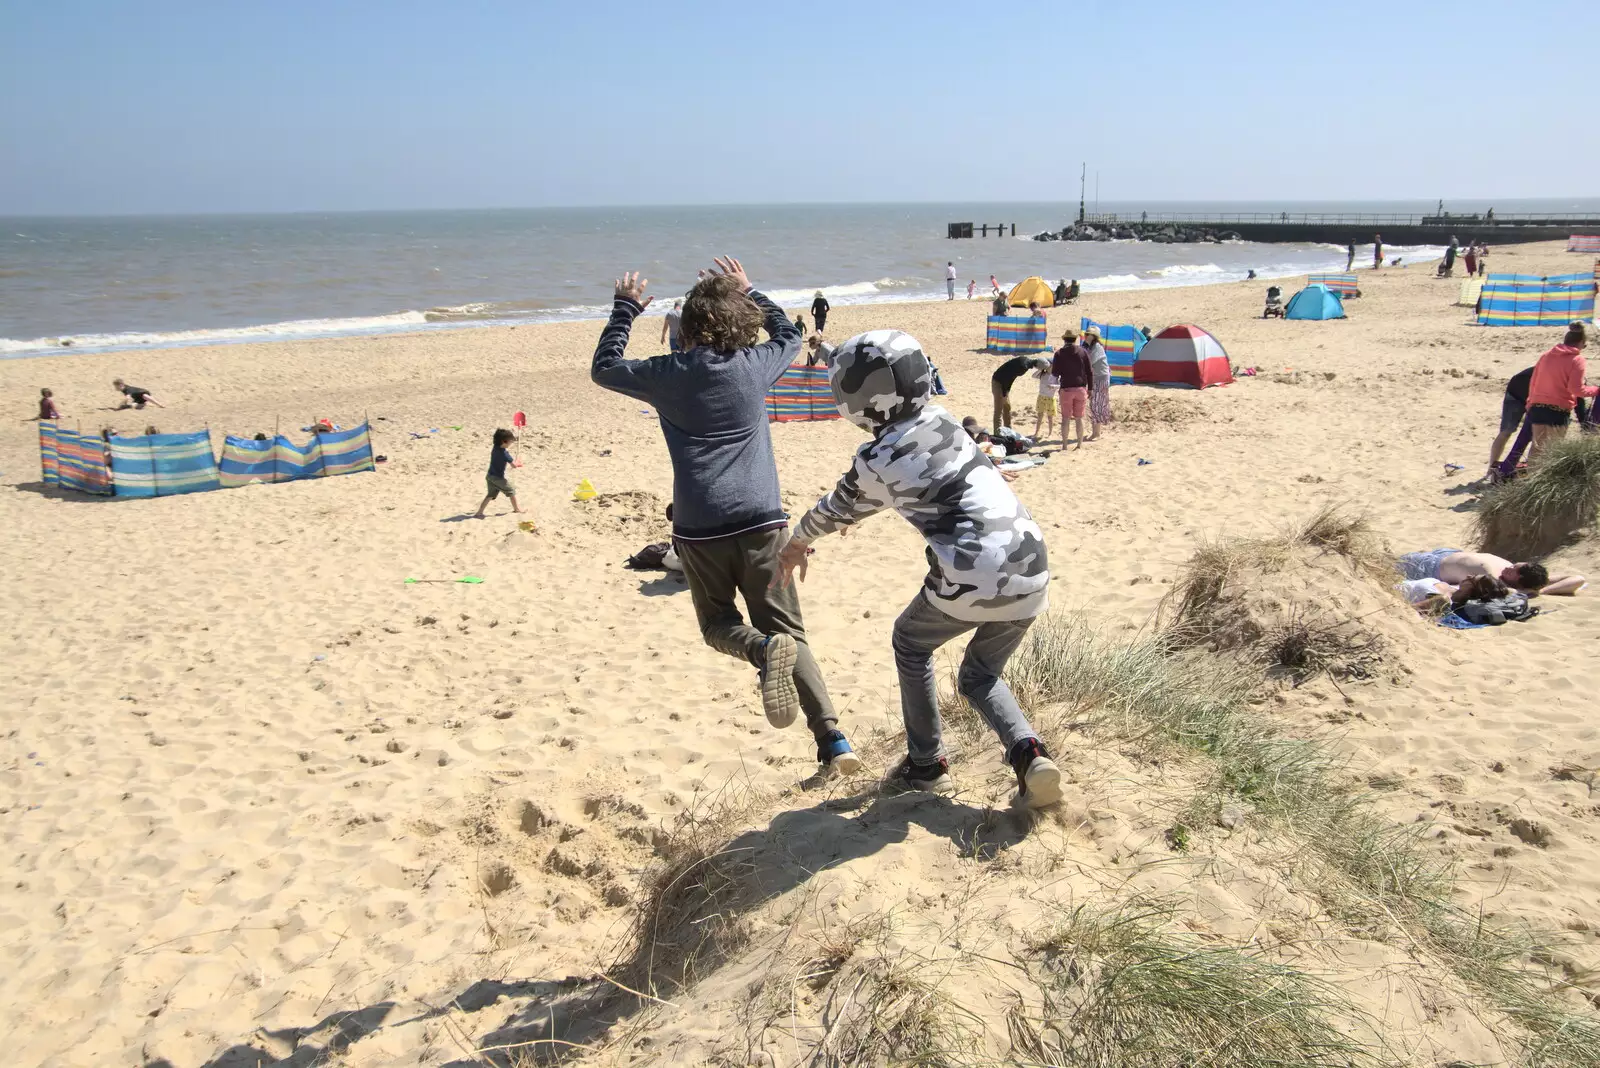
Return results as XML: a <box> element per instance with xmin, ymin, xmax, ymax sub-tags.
<box><xmin>828</xmin><ymin>330</ymin><xmax>932</xmax><ymax>431</ymax></box>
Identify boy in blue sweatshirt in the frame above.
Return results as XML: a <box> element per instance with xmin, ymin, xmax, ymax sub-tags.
<box><xmin>591</xmin><ymin>257</ymin><xmax>859</xmax><ymax>779</ymax></box>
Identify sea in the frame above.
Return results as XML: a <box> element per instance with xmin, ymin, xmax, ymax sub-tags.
<box><xmin>4</xmin><ymin>198</ymin><xmax>1597</xmax><ymax>359</ymax></box>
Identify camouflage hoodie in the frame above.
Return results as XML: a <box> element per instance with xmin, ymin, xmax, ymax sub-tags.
<box><xmin>792</xmin><ymin>330</ymin><xmax>1051</xmax><ymax>622</ymax></box>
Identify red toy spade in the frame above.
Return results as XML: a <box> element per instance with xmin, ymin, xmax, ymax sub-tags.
<box><xmin>513</xmin><ymin>411</ymin><xmax>527</xmax><ymax>428</ymax></box>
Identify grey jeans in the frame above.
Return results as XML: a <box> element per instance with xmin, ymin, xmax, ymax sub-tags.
<box><xmin>674</xmin><ymin>527</ymin><xmax>838</xmax><ymax>742</ymax></box>
<box><xmin>890</xmin><ymin>592</ymin><xmax>1037</xmax><ymax>764</ymax></box>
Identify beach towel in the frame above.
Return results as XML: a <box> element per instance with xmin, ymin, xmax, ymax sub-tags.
<box><xmin>109</xmin><ymin>430</ymin><xmax>222</xmax><ymax>498</ymax></box>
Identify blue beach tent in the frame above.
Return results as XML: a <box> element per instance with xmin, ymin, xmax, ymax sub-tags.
<box><xmin>1285</xmin><ymin>283</ymin><xmax>1346</xmax><ymax>321</ymax></box>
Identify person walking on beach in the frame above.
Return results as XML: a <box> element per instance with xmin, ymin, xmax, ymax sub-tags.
<box><xmin>473</xmin><ymin>428</ymin><xmax>523</xmax><ymax>518</ymax></box>
<box><xmin>1525</xmin><ymin>322</ymin><xmax>1596</xmax><ymax>461</ymax></box>
<box><xmin>989</xmin><ymin>354</ymin><xmax>1037</xmax><ymax>432</ymax></box>
<box><xmin>773</xmin><ymin>330</ymin><xmax>1061</xmax><ymax>808</ymax></box>
<box><xmin>660</xmin><ymin>299</ymin><xmax>684</xmax><ymax>353</ymax></box>
<box><xmin>591</xmin><ymin>256</ymin><xmax>860</xmax><ymax>779</ymax></box>
<box><xmin>810</xmin><ymin>290</ymin><xmax>829</xmax><ymax>333</ymax></box>
<box><xmin>990</xmin><ymin>274</ymin><xmax>1000</xmax><ymax>296</ymax></box>
<box><xmin>1345</xmin><ymin>241</ymin><xmax>1356</xmax><ymax>271</ymax></box>
<box><xmin>1083</xmin><ymin>326</ymin><xmax>1113</xmax><ymax>440</ymax></box>
<box><xmin>967</xmin><ymin>279</ymin><xmax>976</xmax><ymax>300</ymax></box>
<box><xmin>1476</xmin><ymin>243</ymin><xmax>1489</xmax><ymax>277</ymax></box>
<box><xmin>1373</xmin><ymin>234</ymin><xmax>1384</xmax><ymax>269</ymax></box>
<box><xmin>946</xmin><ymin>261</ymin><xmax>957</xmax><ymax>300</ymax></box>
<box><xmin>1464</xmin><ymin>243</ymin><xmax>1478</xmax><ymax>278</ymax></box>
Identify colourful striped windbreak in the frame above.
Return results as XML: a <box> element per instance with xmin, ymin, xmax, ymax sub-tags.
<box><xmin>766</xmin><ymin>363</ymin><xmax>840</xmax><ymax>423</ymax></box>
<box><xmin>219</xmin><ymin>423</ymin><xmax>376</xmax><ymax>487</ymax></box>
<box><xmin>39</xmin><ymin>423</ymin><xmax>113</xmax><ymax>495</ymax></box>
<box><xmin>1476</xmin><ymin>273</ymin><xmax>1597</xmax><ymax>326</ymax></box>
<box><xmin>1307</xmin><ymin>273</ymin><xmax>1359</xmax><ymax>297</ymax></box>
<box><xmin>1080</xmin><ymin>318</ymin><xmax>1147</xmax><ymax>384</ymax></box>
<box><xmin>110</xmin><ymin>431</ymin><xmax>222</xmax><ymax>498</ymax></box>
<box><xmin>985</xmin><ymin>316</ymin><xmax>1050</xmax><ymax>354</ymax></box>
<box><xmin>1568</xmin><ymin>235</ymin><xmax>1600</xmax><ymax>252</ymax></box>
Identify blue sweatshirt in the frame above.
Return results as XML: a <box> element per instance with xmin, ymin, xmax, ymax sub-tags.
<box><xmin>591</xmin><ymin>289</ymin><xmax>801</xmax><ymax>541</ymax></box>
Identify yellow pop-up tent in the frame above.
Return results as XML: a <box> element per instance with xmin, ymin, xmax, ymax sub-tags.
<box><xmin>1007</xmin><ymin>276</ymin><xmax>1055</xmax><ymax>308</ymax></box>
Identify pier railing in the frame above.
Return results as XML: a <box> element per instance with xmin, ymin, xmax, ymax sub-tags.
<box><xmin>1083</xmin><ymin>212</ymin><xmax>1600</xmax><ymax>227</ymax></box>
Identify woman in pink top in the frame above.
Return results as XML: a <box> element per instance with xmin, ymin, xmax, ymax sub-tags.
<box><xmin>1526</xmin><ymin>322</ymin><xmax>1596</xmax><ymax>459</ymax></box>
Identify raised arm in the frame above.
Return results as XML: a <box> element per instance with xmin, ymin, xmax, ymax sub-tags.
<box><xmin>591</xmin><ymin>271</ymin><xmax>658</xmax><ymax>404</ymax></box>
<box><xmin>1539</xmin><ymin>574</ymin><xmax>1587</xmax><ymax>596</ymax></box>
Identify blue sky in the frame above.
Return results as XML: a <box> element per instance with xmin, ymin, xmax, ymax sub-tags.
<box><xmin>2</xmin><ymin>0</ymin><xmax>1595</xmax><ymax>215</ymax></box>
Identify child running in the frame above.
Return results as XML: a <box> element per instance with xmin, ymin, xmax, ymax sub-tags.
<box><xmin>1031</xmin><ymin>358</ymin><xmax>1059</xmax><ymax>441</ymax></box>
<box><xmin>473</xmin><ymin>428</ymin><xmax>523</xmax><ymax>518</ymax></box>
<box><xmin>775</xmin><ymin>330</ymin><xmax>1061</xmax><ymax>808</ymax></box>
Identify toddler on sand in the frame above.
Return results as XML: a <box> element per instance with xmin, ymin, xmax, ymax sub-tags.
<box><xmin>1031</xmin><ymin>362</ymin><xmax>1059</xmax><ymax>440</ymax></box>
<box><xmin>473</xmin><ymin>428</ymin><xmax>523</xmax><ymax>518</ymax></box>
<box><xmin>776</xmin><ymin>330</ymin><xmax>1062</xmax><ymax>808</ymax></box>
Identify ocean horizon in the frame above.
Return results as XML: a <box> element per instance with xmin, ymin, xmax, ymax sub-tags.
<box><xmin>5</xmin><ymin>197</ymin><xmax>1596</xmax><ymax>359</ymax></box>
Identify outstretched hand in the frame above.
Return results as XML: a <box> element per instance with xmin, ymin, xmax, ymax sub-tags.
<box><xmin>772</xmin><ymin>535</ymin><xmax>809</xmax><ymax>588</ymax></box>
<box><xmin>614</xmin><ymin>271</ymin><xmax>653</xmax><ymax>309</ymax></box>
<box><xmin>698</xmin><ymin>255</ymin><xmax>751</xmax><ymax>292</ymax></box>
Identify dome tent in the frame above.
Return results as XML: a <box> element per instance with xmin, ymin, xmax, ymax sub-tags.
<box><xmin>1133</xmin><ymin>324</ymin><xmax>1233</xmax><ymax>389</ymax></box>
<box><xmin>1285</xmin><ymin>283</ymin><xmax>1346</xmax><ymax>321</ymax></box>
<box><xmin>1007</xmin><ymin>276</ymin><xmax>1055</xmax><ymax>308</ymax></box>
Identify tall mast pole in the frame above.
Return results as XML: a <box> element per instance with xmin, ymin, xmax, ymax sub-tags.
<box><xmin>1078</xmin><ymin>163</ymin><xmax>1086</xmax><ymax>224</ymax></box>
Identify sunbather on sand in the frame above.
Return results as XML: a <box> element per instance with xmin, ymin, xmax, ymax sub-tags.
<box><xmin>1397</xmin><ymin>548</ymin><xmax>1586</xmax><ymax>596</ymax></box>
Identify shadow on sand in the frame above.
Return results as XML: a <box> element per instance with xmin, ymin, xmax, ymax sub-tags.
<box><xmin>183</xmin><ymin>789</ymin><xmax>1038</xmax><ymax>1066</ymax></box>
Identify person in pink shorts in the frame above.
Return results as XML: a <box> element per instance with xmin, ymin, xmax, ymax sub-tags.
<box><xmin>1050</xmin><ymin>328</ymin><xmax>1092</xmax><ymax>448</ymax></box>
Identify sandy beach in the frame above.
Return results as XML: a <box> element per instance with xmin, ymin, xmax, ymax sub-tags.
<box><xmin>3</xmin><ymin>240</ymin><xmax>1597</xmax><ymax>1066</ymax></box>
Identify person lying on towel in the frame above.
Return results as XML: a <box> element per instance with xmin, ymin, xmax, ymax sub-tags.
<box><xmin>1396</xmin><ymin>549</ymin><xmax>1586</xmax><ymax>597</ymax></box>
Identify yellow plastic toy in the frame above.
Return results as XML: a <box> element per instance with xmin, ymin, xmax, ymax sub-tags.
<box><xmin>573</xmin><ymin>478</ymin><xmax>597</xmax><ymax>501</ymax></box>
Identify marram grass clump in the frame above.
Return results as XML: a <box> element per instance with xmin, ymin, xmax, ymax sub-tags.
<box><xmin>1476</xmin><ymin>433</ymin><xmax>1600</xmax><ymax>559</ymax></box>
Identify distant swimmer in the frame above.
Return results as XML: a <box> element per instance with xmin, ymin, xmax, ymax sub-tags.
<box><xmin>1346</xmin><ymin>241</ymin><xmax>1356</xmax><ymax>271</ymax></box>
<box><xmin>1372</xmin><ymin>233</ymin><xmax>1383</xmax><ymax>269</ymax></box>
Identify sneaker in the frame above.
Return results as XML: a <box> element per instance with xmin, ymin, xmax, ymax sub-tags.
<box><xmin>1008</xmin><ymin>738</ymin><xmax>1062</xmax><ymax>809</ymax></box>
<box><xmin>758</xmin><ymin>633</ymin><xmax>800</xmax><ymax>729</ymax></box>
<box><xmin>816</xmin><ymin>730</ymin><xmax>862</xmax><ymax>778</ymax></box>
<box><xmin>883</xmin><ymin>754</ymin><xmax>955</xmax><ymax>796</ymax></box>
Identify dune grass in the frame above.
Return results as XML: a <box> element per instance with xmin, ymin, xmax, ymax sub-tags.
<box><xmin>1475</xmin><ymin>433</ymin><xmax>1600</xmax><ymax>559</ymax></box>
<box><xmin>812</xmin><ymin>946</ymin><xmax>984</xmax><ymax>1068</ymax></box>
<box><xmin>1011</xmin><ymin>616</ymin><xmax>1600</xmax><ymax>1066</ymax></box>
<box><xmin>615</xmin><ymin>774</ymin><xmax>766</xmax><ymax>997</ymax></box>
<box><xmin>1018</xmin><ymin>898</ymin><xmax>1387</xmax><ymax>1068</ymax></box>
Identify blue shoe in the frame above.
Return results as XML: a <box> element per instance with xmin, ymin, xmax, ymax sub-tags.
<box><xmin>816</xmin><ymin>730</ymin><xmax>862</xmax><ymax>777</ymax></box>
<box><xmin>758</xmin><ymin>634</ymin><xmax>800</xmax><ymax>729</ymax></box>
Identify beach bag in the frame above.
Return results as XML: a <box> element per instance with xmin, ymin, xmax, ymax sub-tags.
<box><xmin>1455</xmin><ymin>592</ymin><xmax>1538</xmax><ymax>626</ymax></box>
<box><xmin>626</xmin><ymin>542</ymin><xmax>672</xmax><ymax>570</ymax></box>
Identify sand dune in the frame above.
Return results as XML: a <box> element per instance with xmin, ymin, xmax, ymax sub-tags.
<box><xmin>1</xmin><ymin>241</ymin><xmax>1596</xmax><ymax>1065</ymax></box>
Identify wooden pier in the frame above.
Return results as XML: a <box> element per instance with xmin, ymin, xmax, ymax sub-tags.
<box><xmin>1075</xmin><ymin>211</ymin><xmax>1600</xmax><ymax>246</ymax></box>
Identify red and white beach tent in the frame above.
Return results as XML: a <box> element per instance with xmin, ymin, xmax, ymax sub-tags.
<box><xmin>1133</xmin><ymin>324</ymin><xmax>1234</xmax><ymax>389</ymax></box>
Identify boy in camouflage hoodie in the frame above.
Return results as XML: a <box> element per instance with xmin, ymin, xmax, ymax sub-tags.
<box><xmin>775</xmin><ymin>330</ymin><xmax>1062</xmax><ymax>807</ymax></box>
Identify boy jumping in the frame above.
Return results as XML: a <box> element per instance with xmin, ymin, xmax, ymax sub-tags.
<box><xmin>775</xmin><ymin>330</ymin><xmax>1062</xmax><ymax>807</ymax></box>
<box><xmin>592</xmin><ymin>256</ymin><xmax>859</xmax><ymax>780</ymax></box>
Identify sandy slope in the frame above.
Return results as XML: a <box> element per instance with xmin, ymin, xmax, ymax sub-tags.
<box><xmin>1</xmin><ymin>241</ymin><xmax>1596</xmax><ymax>1066</ymax></box>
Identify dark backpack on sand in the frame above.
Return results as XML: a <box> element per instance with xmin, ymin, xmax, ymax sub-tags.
<box><xmin>626</xmin><ymin>543</ymin><xmax>672</xmax><ymax>570</ymax></box>
<box><xmin>1455</xmin><ymin>592</ymin><xmax>1539</xmax><ymax>626</ymax></box>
